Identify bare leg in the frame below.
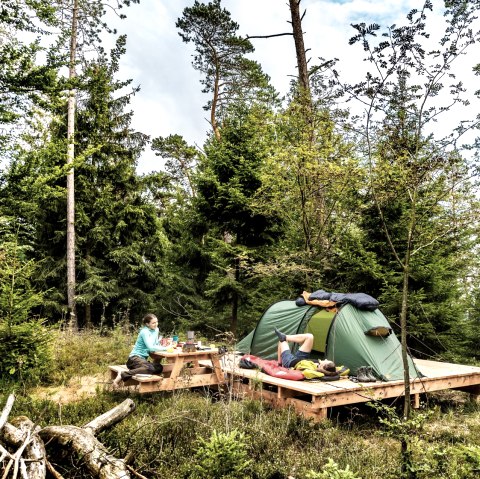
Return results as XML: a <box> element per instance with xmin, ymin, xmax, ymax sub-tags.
<box><xmin>278</xmin><ymin>340</ymin><xmax>290</xmax><ymax>357</ymax></box>
<box><xmin>284</xmin><ymin>333</ymin><xmax>314</xmax><ymax>353</ymax></box>
<box><xmin>112</xmin><ymin>371</ymin><xmax>123</xmax><ymax>388</ymax></box>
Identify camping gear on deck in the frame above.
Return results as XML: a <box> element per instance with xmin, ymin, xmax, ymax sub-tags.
<box><xmin>236</xmin><ymin>300</ymin><xmax>423</xmax><ymax>382</ymax></box>
<box><xmin>356</xmin><ymin>366</ymin><xmax>376</xmax><ymax>382</ymax></box>
<box><xmin>239</xmin><ymin>354</ymin><xmax>305</xmax><ymax>381</ymax></box>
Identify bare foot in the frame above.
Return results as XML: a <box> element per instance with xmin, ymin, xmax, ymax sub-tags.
<box><xmin>112</xmin><ymin>371</ymin><xmax>123</xmax><ymax>388</ymax></box>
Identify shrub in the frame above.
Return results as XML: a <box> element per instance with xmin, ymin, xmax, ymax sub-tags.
<box><xmin>306</xmin><ymin>458</ymin><xmax>362</xmax><ymax>479</ymax></box>
<box><xmin>415</xmin><ymin>443</ymin><xmax>480</xmax><ymax>478</ymax></box>
<box><xmin>191</xmin><ymin>429</ymin><xmax>252</xmax><ymax>479</ymax></box>
<box><xmin>0</xmin><ymin>229</ymin><xmax>53</xmax><ymax>383</ymax></box>
<box><xmin>0</xmin><ymin>319</ymin><xmax>53</xmax><ymax>382</ymax></box>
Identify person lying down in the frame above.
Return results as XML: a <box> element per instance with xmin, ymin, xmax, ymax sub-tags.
<box><xmin>275</xmin><ymin>328</ymin><xmax>338</xmax><ymax>376</ymax></box>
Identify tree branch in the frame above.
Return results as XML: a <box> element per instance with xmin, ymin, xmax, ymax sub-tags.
<box><xmin>246</xmin><ymin>33</ymin><xmax>293</xmax><ymax>39</ymax></box>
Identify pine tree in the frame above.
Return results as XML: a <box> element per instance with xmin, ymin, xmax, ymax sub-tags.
<box><xmin>194</xmin><ymin>103</ymin><xmax>284</xmax><ymax>334</ymax></box>
<box><xmin>1</xmin><ymin>36</ymin><xmax>165</xmax><ymax>326</ymax></box>
<box><xmin>176</xmin><ymin>0</ymin><xmax>276</xmax><ymax>140</ymax></box>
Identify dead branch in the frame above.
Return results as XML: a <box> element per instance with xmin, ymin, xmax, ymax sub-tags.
<box><xmin>0</xmin><ymin>399</ymin><xmax>136</xmax><ymax>479</ymax></box>
<box><xmin>246</xmin><ymin>32</ymin><xmax>293</xmax><ymax>39</ymax></box>
<box><xmin>83</xmin><ymin>398</ymin><xmax>135</xmax><ymax>435</ymax></box>
<box><xmin>46</xmin><ymin>460</ymin><xmax>66</xmax><ymax>479</ymax></box>
<box><xmin>13</xmin><ymin>417</ymin><xmax>47</xmax><ymax>479</ymax></box>
<box><xmin>0</xmin><ymin>394</ymin><xmax>15</xmax><ymax>430</ymax></box>
<box><xmin>2</xmin><ymin>418</ymin><xmax>46</xmax><ymax>479</ymax></box>
<box><xmin>125</xmin><ymin>464</ymin><xmax>149</xmax><ymax>479</ymax></box>
<box><xmin>0</xmin><ymin>443</ymin><xmax>12</xmax><ymax>462</ymax></box>
<box><xmin>39</xmin><ymin>424</ymin><xmax>130</xmax><ymax>479</ymax></box>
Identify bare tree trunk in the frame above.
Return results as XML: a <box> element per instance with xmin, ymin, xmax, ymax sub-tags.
<box><xmin>66</xmin><ymin>0</ymin><xmax>79</xmax><ymax>331</ymax></box>
<box><xmin>39</xmin><ymin>425</ymin><xmax>131</xmax><ymax>479</ymax></box>
<box><xmin>289</xmin><ymin>0</ymin><xmax>310</xmax><ymax>95</ymax></box>
<box><xmin>211</xmin><ymin>60</ymin><xmax>221</xmax><ymax>141</ymax></box>
<box><xmin>401</xmin><ymin>263</ymin><xmax>411</xmax><ymax>419</ymax></box>
<box><xmin>231</xmin><ymin>257</ymin><xmax>239</xmax><ymax>336</ymax></box>
<box><xmin>83</xmin><ymin>399</ymin><xmax>136</xmax><ymax>435</ymax></box>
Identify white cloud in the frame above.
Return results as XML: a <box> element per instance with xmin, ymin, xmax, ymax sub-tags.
<box><xmin>107</xmin><ymin>0</ymin><xmax>479</xmax><ymax>174</ymax></box>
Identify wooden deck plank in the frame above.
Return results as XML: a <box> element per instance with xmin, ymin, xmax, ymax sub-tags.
<box><xmin>221</xmin><ymin>354</ymin><xmax>480</xmax><ymax>421</ymax></box>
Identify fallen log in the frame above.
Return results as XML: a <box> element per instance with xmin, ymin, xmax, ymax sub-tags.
<box><xmin>0</xmin><ymin>398</ymin><xmax>136</xmax><ymax>479</ymax></box>
<box><xmin>0</xmin><ymin>395</ymin><xmax>15</xmax><ymax>431</ymax></box>
<box><xmin>83</xmin><ymin>398</ymin><xmax>136</xmax><ymax>435</ymax></box>
<box><xmin>39</xmin><ymin>425</ymin><xmax>130</xmax><ymax>479</ymax></box>
<box><xmin>9</xmin><ymin>417</ymin><xmax>46</xmax><ymax>479</ymax></box>
<box><xmin>1</xmin><ymin>395</ymin><xmax>45</xmax><ymax>479</ymax></box>
<box><xmin>39</xmin><ymin>399</ymin><xmax>135</xmax><ymax>479</ymax></box>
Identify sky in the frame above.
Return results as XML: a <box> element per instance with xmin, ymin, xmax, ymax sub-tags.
<box><xmin>105</xmin><ymin>0</ymin><xmax>479</xmax><ymax>174</ymax></box>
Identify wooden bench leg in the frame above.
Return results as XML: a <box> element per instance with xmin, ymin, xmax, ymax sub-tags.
<box><xmin>412</xmin><ymin>393</ymin><xmax>420</xmax><ymax>409</ymax></box>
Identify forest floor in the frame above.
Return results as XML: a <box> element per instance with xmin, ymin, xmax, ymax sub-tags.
<box><xmin>32</xmin><ymin>372</ymin><xmax>112</xmax><ymax>403</ymax></box>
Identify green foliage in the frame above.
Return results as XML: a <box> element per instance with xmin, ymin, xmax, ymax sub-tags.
<box><xmin>368</xmin><ymin>402</ymin><xmax>434</xmax><ymax>441</ymax></box>
<box><xmin>306</xmin><ymin>458</ymin><xmax>362</xmax><ymax>479</ymax></box>
<box><xmin>176</xmin><ymin>0</ymin><xmax>276</xmax><ymax>127</ymax></box>
<box><xmin>192</xmin><ymin>429</ymin><xmax>252</xmax><ymax>479</ymax></box>
<box><xmin>0</xmin><ymin>228</ymin><xmax>53</xmax><ymax>383</ymax></box>
<box><xmin>0</xmin><ymin>37</ymin><xmax>167</xmax><ymax>326</ymax></box>
<box><xmin>197</xmin><ymin>104</ymin><xmax>283</xmax><ymax>247</ymax></box>
<box><xmin>347</xmin><ymin>2</ymin><xmax>480</xmax><ymax>365</ymax></box>
<box><xmin>0</xmin><ymin>228</ymin><xmax>44</xmax><ymax>328</ymax></box>
<box><xmin>414</xmin><ymin>443</ymin><xmax>480</xmax><ymax>479</ymax></box>
<box><xmin>0</xmin><ymin>319</ymin><xmax>52</xmax><ymax>382</ymax></box>
<box><xmin>49</xmin><ymin>325</ymin><xmax>133</xmax><ymax>383</ymax></box>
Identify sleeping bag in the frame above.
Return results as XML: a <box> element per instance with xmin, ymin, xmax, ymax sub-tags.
<box><xmin>239</xmin><ymin>354</ymin><xmax>305</xmax><ymax>381</ymax></box>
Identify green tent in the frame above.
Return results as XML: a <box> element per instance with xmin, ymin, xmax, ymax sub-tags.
<box><xmin>236</xmin><ymin>300</ymin><xmax>422</xmax><ymax>381</ymax></box>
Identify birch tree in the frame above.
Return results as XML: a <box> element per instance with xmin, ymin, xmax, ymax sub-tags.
<box><xmin>347</xmin><ymin>2</ymin><xmax>480</xmax><ymax>475</ymax></box>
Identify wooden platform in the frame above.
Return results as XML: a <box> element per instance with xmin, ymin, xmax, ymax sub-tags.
<box><xmin>221</xmin><ymin>354</ymin><xmax>480</xmax><ymax>422</ymax></box>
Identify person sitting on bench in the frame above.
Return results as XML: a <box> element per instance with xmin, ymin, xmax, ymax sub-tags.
<box><xmin>274</xmin><ymin>328</ymin><xmax>337</xmax><ymax>374</ymax></box>
<box><xmin>113</xmin><ymin>313</ymin><xmax>164</xmax><ymax>388</ymax></box>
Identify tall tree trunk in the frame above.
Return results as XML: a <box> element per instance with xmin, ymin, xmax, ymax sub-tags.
<box><xmin>401</xmin><ymin>196</ymin><xmax>417</xmax><ymax>419</ymax></box>
<box><xmin>85</xmin><ymin>304</ymin><xmax>92</xmax><ymax>329</ymax></box>
<box><xmin>400</xmin><ymin>206</ymin><xmax>416</xmax><ymax>479</ymax></box>
<box><xmin>289</xmin><ymin>0</ymin><xmax>310</xmax><ymax>96</ymax></box>
<box><xmin>67</xmin><ymin>0</ymin><xmax>79</xmax><ymax>330</ymax></box>
<box><xmin>290</xmin><ymin>0</ymin><xmax>327</xmax><ymax>258</ymax></box>
<box><xmin>211</xmin><ymin>61</ymin><xmax>221</xmax><ymax>141</ymax></box>
<box><xmin>401</xmin><ymin>262</ymin><xmax>411</xmax><ymax>418</ymax></box>
<box><xmin>231</xmin><ymin>256</ymin><xmax>239</xmax><ymax>336</ymax></box>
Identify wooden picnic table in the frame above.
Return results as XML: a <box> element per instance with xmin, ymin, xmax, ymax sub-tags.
<box><xmin>109</xmin><ymin>348</ymin><xmax>225</xmax><ymax>393</ymax></box>
<box><xmin>139</xmin><ymin>348</ymin><xmax>225</xmax><ymax>393</ymax></box>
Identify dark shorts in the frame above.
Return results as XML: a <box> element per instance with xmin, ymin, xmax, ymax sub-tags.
<box><xmin>281</xmin><ymin>349</ymin><xmax>311</xmax><ymax>368</ymax></box>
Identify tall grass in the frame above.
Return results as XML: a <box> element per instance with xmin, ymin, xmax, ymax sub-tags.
<box><xmin>2</xmin><ymin>330</ymin><xmax>480</xmax><ymax>479</ymax></box>
<box><xmin>48</xmin><ymin>325</ymin><xmax>133</xmax><ymax>384</ymax></box>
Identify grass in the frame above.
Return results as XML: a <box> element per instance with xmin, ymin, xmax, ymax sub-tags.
<box><xmin>48</xmin><ymin>325</ymin><xmax>133</xmax><ymax>383</ymax></box>
<box><xmin>1</xmin><ymin>330</ymin><xmax>480</xmax><ymax>479</ymax></box>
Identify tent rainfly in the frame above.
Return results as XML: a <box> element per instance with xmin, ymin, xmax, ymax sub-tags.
<box><xmin>236</xmin><ymin>300</ymin><xmax>423</xmax><ymax>381</ymax></box>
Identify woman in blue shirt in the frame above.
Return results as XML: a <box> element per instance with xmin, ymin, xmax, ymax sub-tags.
<box><xmin>113</xmin><ymin>313</ymin><xmax>164</xmax><ymax>387</ymax></box>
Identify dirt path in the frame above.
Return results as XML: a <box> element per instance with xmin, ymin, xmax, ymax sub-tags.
<box><xmin>32</xmin><ymin>372</ymin><xmax>112</xmax><ymax>403</ymax></box>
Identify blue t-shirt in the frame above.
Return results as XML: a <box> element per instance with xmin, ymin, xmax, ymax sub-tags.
<box><xmin>129</xmin><ymin>326</ymin><xmax>162</xmax><ymax>359</ymax></box>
